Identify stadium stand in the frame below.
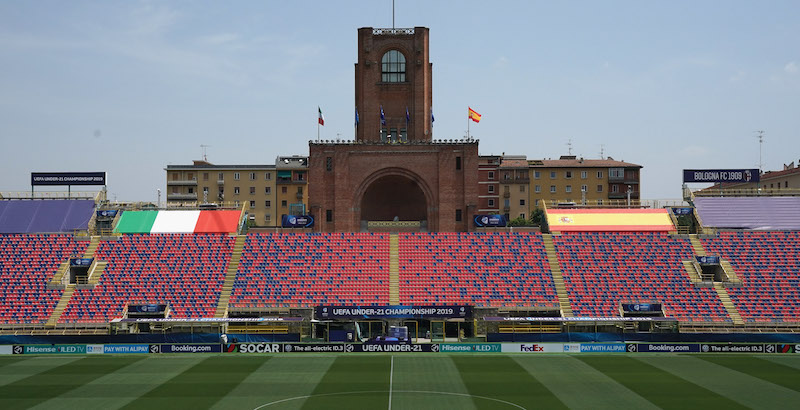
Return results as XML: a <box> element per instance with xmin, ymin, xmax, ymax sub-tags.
<box><xmin>115</xmin><ymin>210</ymin><xmax>242</xmax><ymax>233</ymax></box>
<box><xmin>702</xmin><ymin>231</ymin><xmax>800</xmax><ymax>322</ymax></box>
<box><xmin>230</xmin><ymin>233</ymin><xmax>390</xmax><ymax>307</ymax></box>
<box><xmin>59</xmin><ymin>234</ymin><xmax>235</xmax><ymax>322</ymax></box>
<box><xmin>0</xmin><ymin>235</ymin><xmax>87</xmax><ymax>323</ymax></box>
<box><xmin>553</xmin><ymin>232</ymin><xmax>731</xmax><ymax>322</ymax></box>
<box><xmin>0</xmin><ymin>200</ymin><xmax>95</xmax><ymax>233</ymax></box>
<box><xmin>693</xmin><ymin>196</ymin><xmax>800</xmax><ymax>230</ymax></box>
<box><xmin>398</xmin><ymin>232</ymin><xmax>559</xmax><ymax>307</ymax></box>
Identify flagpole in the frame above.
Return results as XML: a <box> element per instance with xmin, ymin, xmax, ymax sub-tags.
<box><xmin>467</xmin><ymin>108</ymin><xmax>470</xmax><ymax>140</ymax></box>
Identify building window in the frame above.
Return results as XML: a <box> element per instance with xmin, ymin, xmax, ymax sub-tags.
<box><xmin>265</xmin><ymin>200</ymin><xmax>271</xmax><ymax>207</ymax></box>
<box><xmin>597</xmin><ymin>184</ymin><xmax>603</xmax><ymax>192</ymax></box>
<box><xmin>249</xmin><ymin>187</ymin><xmax>255</xmax><ymax>195</ymax></box>
<box><xmin>787</xmin><ymin>181</ymin><xmax>790</xmax><ymax>188</ymax></box>
<box><xmin>535</xmin><ymin>199</ymin><xmax>540</xmax><ymax>207</ymax></box>
<box><xmin>488</xmin><ymin>171</ymin><xmax>495</xmax><ymax>180</ymax></box>
<box><xmin>535</xmin><ymin>185</ymin><xmax>541</xmax><ymax>193</ymax></box>
<box><xmin>534</xmin><ymin>171</ymin><xmax>541</xmax><ymax>179</ymax></box>
<box><xmin>519</xmin><ymin>185</ymin><xmax>525</xmax><ymax>193</ymax></box>
<box><xmin>203</xmin><ymin>187</ymin><xmax>209</xmax><ymax>194</ymax></box>
<box><xmin>597</xmin><ymin>199</ymin><xmax>603</xmax><ymax>205</ymax></box>
<box><xmin>326</xmin><ymin>157</ymin><xmax>333</xmax><ymax>171</ymax></box>
<box><xmin>504</xmin><ymin>199</ymin><xmax>510</xmax><ymax>207</ymax></box>
<box><xmin>504</xmin><ymin>172</ymin><xmax>511</xmax><ymax>181</ymax></box>
<box><xmin>188</xmin><ymin>187</ymin><xmax>194</xmax><ymax>194</ymax></box>
<box><xmin>234</xmin><ymin>201</ymin><xmax>240</xmax><ymax>207</ymax></box>
<box><xmin>566</xmin><ymin>185</ymin><xmax>572</xmax><ymax>193</ymax></box>
<box><xmin>265</xmin><ymin>173</ymin><xmax>271</xmax><ymax>180</ymax></box>
<box><xmin>172</xmin><ymin>172</ymin><xmax>179</xmax><ymax>181</ymax></box>
<box><xmin>326</xmin><ymin>209</ymin><xmax>333</xmax><ymax>222</ymax></box>
<box><xmin>488</xmin><ymin>199</ymin><xmax>495</xmax><ymax>207</ymax></box>
<box><xmin>610</xmin><ymin>168</ymin><xmax>624</xmax><ymax>179</ymax></box>
<box><xmin>265</xmin><ymin>187</ymin><xmax>271</xmax><ymax>194</ymax></box>
<box><xmin>582</xmin><ymin>185</ymin><xmax>588</xmax><ymax>193</ymax></box>
<box><xmin>612</xmin><ymin>185</ymin><xmax>619</xmax><ymax>193</ymax></box>
<box><xmin>249</xmin><ymin>200</ymin><xmax>256</xmax><ymax>208</ymax></box>
<box><xmin>520</xmin><ymin>213</ymin><xmax>525</xmax><ymax>220</ymax></box>
<box><xmin>456</xmin><ymin>156</ymin><xmax>462</xmax><ymax>170</ymax></box>
<box><xmin>297</xmin><ymin>187</ymin><xmax>303</xmax><ymax>195</ymax></box>
<box><xmin>218</xmin><ymin>172</ymin><xmax>224</xmax><ymax>181</ymax></box>
<box><xmin>203</xmin><ymin>172</ymin><xmax>209</xmax><ymax>181</ymax></box>
<box><xmin>234</xmin><ymin>187</ymin><xmax>240</xmax><ymax>195</ymax></box>
<box><xmin>565</xmin><ymin>171</ymin><xmax>573</xmax><ymax>179</ymax></box>
<box><xmin>250</xmin><ymin>172</ymin><xmax>256</xmax><ymax>180</ymax></box>
<box><xmin>281</xmin><ymin>200</ymin><xmax>287</xmax><ymax>207</ymax></box>
<box><xmin>581</xmin><ymin>171</ymin><xmax>587</xmax><ymax>179</ymax></box>
<box><xmin>381</xmin><ymin>50</ymin><xmax>406</xmax><ymax>82</ymax></box>
<box><xmin>519</xmin><ymin>199</ymin><xmax>525</xmax><ymax>206</ymax></box>
<box><xmin>171</xmin><ymin>186</ymin><xmax>178</xmax><ymax>194</ymax></box>
<box><xmin>488</xmin><ymin>185</ymin><xmax>495</xmax><ymax>193</ymax></box>
<box><xmin>550</xmin><ymin>185</ymin><xmax>556</xmax><ymax>193</ymax></box>
<box><xmin>234</xmin><ymin>172</ymin><xmax>240</xmax><ymax>180</ymax></box>
<box><xmin>455</xmin><ymin>209</ymin><xmax>462</xmax><ymax>222</ymax></box>
<box><xmin>550</xmin><ymin>171</ymin><xmax>557</xmax><ymax>179</ymax></box>
<box><xmin>597</xmin><ymin>171</ymin><xmax>603</xmax><ymax>179</ymax></box>
<box><xmin>264</xmin><ymin>214</ymin><xmax>271</xmax><ymax>223</ymax></box>
<box><xmin>187</xmin><ymin>172</ymin><xmax>194</xmax><ymax>180</ymax></box>
<box><xmin>281</xmin><ymin>186</ymin><xmax>287</xmax><ymax>194</ymax></box>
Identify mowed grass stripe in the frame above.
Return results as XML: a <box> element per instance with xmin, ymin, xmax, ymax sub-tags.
<box><xmin>120</xmin><ymin>355</ymin><xmax>270</xmax><ymax>410</ymax></box>
<box><xmin>452</xmin><ymin>356</ymin><xmax>567</xmax><ymax>409</ymax></box>
<box><xmin>301</xmin><ymin>356</ymin><xmax>390</xmax><ymax>409</ymax></box>
<box><xmin>0</xmin><ymin>356</ymin><xmax>83</xmax><ymax>387</ymax></box>
<box><xmin>392</xmin><ymin>356</ymin><xmax>477</xmax><ymax>410</ymax></box>
<box><xmin>30</xmin><ymin>356</ymin><xmax>205</xmax><ymax>410</ymax></box>
<box><xmin>0</xmin><ymin>356</ymin><xmax>145</xmax><ymax>410</ymax></box>
<box><xmin>639</xmin><ymin>355</ymin><xmax>800</xmax><ymax>409</ymax></box>
<box><xmin>210</xmin><ymin>356</ymin><xmax>336</xmax><ymax>410</ymax></box>
<box><xmin>514</xmin><ymin>355</ymin><xmax>659</xmax><ymax>410</ymax></box>
<box><xmin>578</xmin><ymin>356</ymin><xmax>747</xmax><ymax>410</ymax></box>
<box><xmin>763</xmin><ymin>355</ymin><xmax>800</xmax><ymax>371</ymax></box>
<box><xmin>698</xmin><ymin>355</ymin><xmax>800</xmax><ymax>393</ymax></box>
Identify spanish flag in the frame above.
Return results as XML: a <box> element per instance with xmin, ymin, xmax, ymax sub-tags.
<box><xmin>468</xmin><ymin>107</ymin><xmax>481</xmax><ymax>123</ymax></box>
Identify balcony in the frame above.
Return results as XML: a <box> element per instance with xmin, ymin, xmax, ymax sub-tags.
<box><xmin>503</xmin><ymin>192</ymin><xmax>510</xmax><ymax>198</ymax></box>
<box><xmin>166</xmin><ymin>180</ymin><xmax>197</xmax><ymax>186</ymax></box>
<box><xmin>166</xmin><ymin>193</ymin><xmax>197</xmax><ymax>200</ymax></box>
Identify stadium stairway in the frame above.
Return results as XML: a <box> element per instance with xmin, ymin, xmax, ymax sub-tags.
<box><xmin>389</xmin><ymin>233</ymin><xmax>399</xmax><ymax>305</ymax></box>
<box><xmin>714</xmin><ymin>283</ymin><xmax>744</xmax><ymax>325</ymax></box>
<box><xmin>681</xmin><ymin>260</ymin><xmax>703</xmax><ymax>284</ymax></box>
<box><xmin>214</xmin><ymin>235</ymin><xmax>247</xmax><ymax>318</ymax></box>
<box><xmin>83</xmin><ymin>236</ymin><xmax>101</xmax><ymax>258</ymax></box>
<box><xmin>689</xmin><ymin>234</ymin><xmax>706</xmax><ymax>256</ymax></box>
<box><xmin>48</xmin><ymin>261</ymin><xmax>70</xmax><ymax>288</ymax></box>
<box><xmin>541</xmin><ymin>234</ymin><xmax>573</xmax><ymax>317</ymax></box>
<box><xmin>44</xmin><ymin>285</ymin><xmax>74</xmax><ymax>327</ymax></box>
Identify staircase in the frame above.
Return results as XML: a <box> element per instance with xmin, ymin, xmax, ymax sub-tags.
<box><xmin>45</xmin><ymin>285</ymin><xmax>74</xmax><ymax>327</ymax></box>
<box><xmin>87</xmin><ymin>261</ymin><xmax>108</xmax><ymax>285</ymax></box>
<box><xmin>689</xmin><ymin>234</ymin><xmax>706</xmax><ymax>256</ymax></box>
<box><xmin>389</xmin><ymin>233</ymin><xmax>400</xmax><ymax>305</ymax></box>
<box><xmin>720</xmin><ymin>259</ymin><xmax>742</xmax><ymax>284</ymax></box>
<box><xmin>84</xmin><ymin>236</ymin><xmax>101</xmax><ymax>258</ymax></box>
<box><xmin>681</xmin><ymin>260</ymin><xmax>703</xmax><ymax>283</ymax></box>
<box><xmin>541</xmin><ymin>234</ymin><xmax>573</xmax><ymax>317</ymax></box>
<box><xmin>48</xmin><ymin>261</ymin><xmax>71</xmax><ymax>288</ymax></box>
<box><xmin>214</xmin><ymin>235</ymin><xmax>247</xmax><ymax>318</ymax></box>
<box><xmin>713</xmin><ymin>282</ymin><xmax>744</xmax><ymax>325</ymax></box>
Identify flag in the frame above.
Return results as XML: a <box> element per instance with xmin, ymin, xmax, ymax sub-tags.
<box><xmin>318</xmin><ymin>107</ymin><xmax>325</xmax><ymax>126</ymax></box>
<box><xmin>405</xmin><ymin>107</ymin><xmax>410</xmax><ymax>123</ymax></box>
<box><xmin>380</xmin><ymin>105</ymin><xmax>386</xmax><ymax>126</ymax></box>
<box><xmin>355</xmin><ymin>107</ymin><xmax>359</xmax><ymax>126</ymax></box>
<box><xmin>468</xmin><ymin>107</ymin><xmax>481</xmax><ymax>123</ymax></box>
<box><xmin>431</xmin><ymin>111</ymin><xmax>435</xmax><ymax>123</ymax></box>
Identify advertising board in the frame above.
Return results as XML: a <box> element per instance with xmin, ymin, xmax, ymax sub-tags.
<box><xmin>17</xmin><ymin>345</ymin><xmax>86</xmax><ymax>354</ymax></box>
<box><xmin>628</xmin><ymin>343</ymin><xmax>700</xmax><ymax>353</ymax></box>
<box><xmin>316</xmin><ymin>305</ymin><xmax>471</xmax><ymax>319</ymax></box>
<box><xmin>439</xmin><ymin>343</ymin><xmax>501</xmax><ymax>353</ymax></box>
<box><xmin>501</xmin><ymin>343</ymin><xmax>565</xmax><ymax>353</ymax></box>
<box><xmin>160</xmin><ymin>344</ymin><xmax>222</xmax><ymax>353</ymax></box>
<box><xmin>579</xmin><ymin>343</ymin><xmax>626</xmax><ymax>353</ymax></box>
<box><xmin>31</xmin><ymin>172</ymin><xmax>106</xmax><ymax>186</ymax></box>
<box><xmin>104</xmin><ymin>345</ymin><xmax>149</xmax><ymax>354</ymax></box>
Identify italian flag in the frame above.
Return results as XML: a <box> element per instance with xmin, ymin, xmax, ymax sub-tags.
<box><xmin>318</xmin><ymin>107</ymin><xmax>325</xmax><ymax>126</ymax></box>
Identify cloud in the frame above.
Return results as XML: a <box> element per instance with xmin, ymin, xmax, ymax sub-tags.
<box><xmin>785</xmin><ymin>61</ymin><xmax>798</xmax><ymax>74</ymax></box>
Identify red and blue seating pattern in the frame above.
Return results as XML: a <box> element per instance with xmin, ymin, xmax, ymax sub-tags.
<box><xmin>553</xmin><ymin>232</ymin><xmax>730</xmax><ymax>322</ymax></box>
<box><xmin>0</xmin><ymin>235</ymin><xmax>87</xmax><ymax>323</ymax></box>
<box><xmin>59</xmin><ymin>234</ymin><xmax>234</xmax><ymax>322</ymax></box>
<box><xmin>230</xmin><ymin>233</ymin><xmax>389</xmax><ymax>307</ymax></box>
<box><xmin>398</xmin><ymin>232</ymin><xmax>559</xmax><ymax>307</ymax></box>
<box><xmin>702</xmin><ymin>231</ymin><xmax>800</xmax><ymax>322</ymax></box>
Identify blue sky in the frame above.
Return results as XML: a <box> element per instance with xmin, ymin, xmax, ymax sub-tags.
<box><xmin>1</xmin><ymin>1</ymin><xmax>798</xmax><ymax>201</ymax></box>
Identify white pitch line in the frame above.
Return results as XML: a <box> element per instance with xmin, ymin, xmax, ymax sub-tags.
<box><xmin>388</xmin><ymin>355</ymin><xmax>394</xmax><ymax>410</ymax></box>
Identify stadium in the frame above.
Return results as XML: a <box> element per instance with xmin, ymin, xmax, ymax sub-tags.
<box><xmin>3</xmin><ymin>18</ymin><xmax>800</xmax><ymax>410</ymax></box>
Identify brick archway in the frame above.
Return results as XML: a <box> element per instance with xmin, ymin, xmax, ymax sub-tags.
<box><xmin>353</xmin><ymin>167</ymin><xmax>435</xmax><ymax>229</ymax></box>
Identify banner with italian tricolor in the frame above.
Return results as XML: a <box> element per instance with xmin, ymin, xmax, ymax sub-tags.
<box><xmin>114</xmin><ymin>210</ymin><xmax>242</xmax><ymax>234</ymax></box>
<box><xmin>546</xmin><ymin>209</ymin><xmax>675</xmax><ymax>232</ymax></box>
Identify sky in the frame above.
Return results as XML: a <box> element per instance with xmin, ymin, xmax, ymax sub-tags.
<box><xmin>1</xmin><ymin>1</ymin><xmax>798</xmax><ymax>202</ymax></box>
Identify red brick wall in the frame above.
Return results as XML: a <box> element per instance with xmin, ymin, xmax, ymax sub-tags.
<box><xmin>309</xmin><ymin>142</ymin><xmax>478</xmax><ymax>232</ymax></box>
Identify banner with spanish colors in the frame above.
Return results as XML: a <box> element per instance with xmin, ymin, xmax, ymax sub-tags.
<box><xmin>468</xmin><ymin>107</ymin><xmax>481</xmax><ymax>123</ymax></box>
<box><xmin>546</xmin><ymin>209</ymin><xmax>675</xmax><ymax>232</ymax></box>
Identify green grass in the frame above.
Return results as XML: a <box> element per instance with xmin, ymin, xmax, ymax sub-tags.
<box><xmin>1</xmin><ymin>354</ymin><xmax>799</xmax><ymax>409</ymax></box>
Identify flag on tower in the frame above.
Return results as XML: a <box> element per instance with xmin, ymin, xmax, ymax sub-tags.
<box><xmin>406</xmin><ymin>107</ymin><xmax>410</xmax><ymax>123</ymax></box>
<box><xmin>380</xmin><ymin>105</ymin><xmax>386</xmax><ymax>126</ymax></box>
<box><xmin>318</xmin><ymin>107</ymin><xmax>325</xmax><ymax>126</ymax></box>
<box><xmin>355</xmin><ymin>107</ymin><xmax>359</xmax><ymax>126</ymax></box>
<box><xmin>468</xmin><ymin>107</ymin><xmax>481</xmax><ymax>123</ymax></box>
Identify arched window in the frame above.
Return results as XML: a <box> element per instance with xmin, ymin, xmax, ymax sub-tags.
<box><xmin>381</xmin><ymin>50</ymin><xmax>406</xmax><ymax>82</ymax></box>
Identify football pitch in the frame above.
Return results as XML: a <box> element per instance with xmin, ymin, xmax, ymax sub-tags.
<box><xmin>1</xmin><ymin>354</ymin><xmax>800</xmax><ymax>409</ymax></box>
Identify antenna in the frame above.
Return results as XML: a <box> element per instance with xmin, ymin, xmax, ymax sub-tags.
<box><xmin>200</xmin><ymin>144</ymin><xmax>211</xmax><ymax>161</ymax></box>
<box><xmin>754</xmin><ymin>130</ymin><xmax>765</xmax><ymax>171</ymax></box>
<box><xmin>392</xmin><ymin>0</ymin><xmax>395</xmax><ymax>29</ymax></box>
<box><xmin>599</xmin><ymin>144</ymin><xmax>605</xmax><ymax>159</ymax></box>
<box><xmin>566</xmin><ymin>139</ymin><xmax>573</xmax><ymax>155</ymax></box>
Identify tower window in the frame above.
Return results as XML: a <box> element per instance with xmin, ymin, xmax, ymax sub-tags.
<box><xmin>381</xmin><ymin>50</ymin><xmax>406</xmax><ymax>82</ymax></box>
